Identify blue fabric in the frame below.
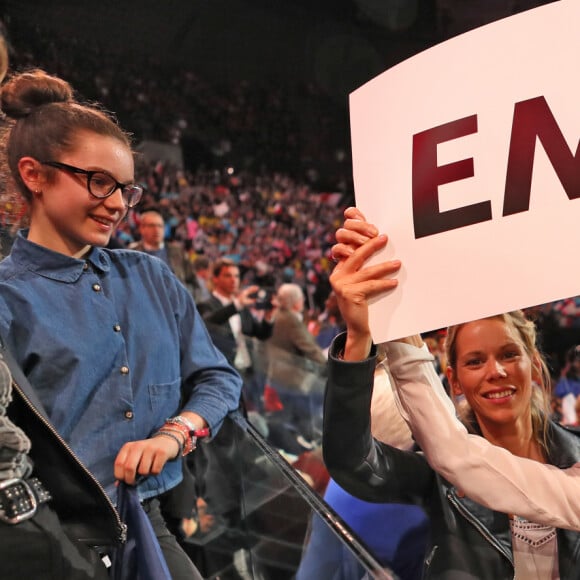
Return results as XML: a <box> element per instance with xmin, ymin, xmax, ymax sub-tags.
<box><xmin>111</xmin><ymin>482</ymin><xmax>171</xmax><ymax>580</ymax></box>
<box><xmin>296</xmin><ymin>511</ymin><xmax>367</xmax><ymax>580</ymax></box>
<box><xmin>296</xmin><ymin>478</ymin><xmax>429</xmax><ymax>580</ymax></box>
<box><xmin>554</xmin><ymin>377</ymin><xmax>580</xmax><ymax>398</ymax></box>
<box><xmin>0</xmin><ymin>232</ymin><xmax>242</xmax><ymax>501</ymax></box>
<box><xmin>140</xmin><ymin>246</ymin><xmax>170</xmax><ymax>267</ymax></box>
<box><xmin>316</xmin><ymin>323</ymin><xmax>342</xmax><ymax>349</ymax></box>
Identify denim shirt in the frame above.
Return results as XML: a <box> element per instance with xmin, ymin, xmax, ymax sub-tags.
<box><xmin>0</xmin><ymin>232</ymin><xmax>242</xmax><ymax>501</ymax></box>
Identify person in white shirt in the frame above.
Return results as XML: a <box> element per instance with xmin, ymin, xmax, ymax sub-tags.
<box><xmin>197</xmin><ymin>258</ymin><xmax>275</xmax><ymax>372</ymax></box>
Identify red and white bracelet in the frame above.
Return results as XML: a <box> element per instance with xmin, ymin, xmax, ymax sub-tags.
<box><xmin>160</xmin><ymin>416</ymin><xmax>210</xmax><ymax>456</ymax></box>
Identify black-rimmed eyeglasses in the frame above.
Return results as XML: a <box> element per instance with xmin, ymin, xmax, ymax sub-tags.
<box><xmin>41</xmin><ymin>161</ymin><xmax>143</xmax><ymax>208</ymax></box>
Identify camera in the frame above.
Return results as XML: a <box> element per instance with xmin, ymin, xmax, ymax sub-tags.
<box><xmin>251</xmin><ymin>287</ymin><xmax>275</xmax><ymax>310</ymax></box>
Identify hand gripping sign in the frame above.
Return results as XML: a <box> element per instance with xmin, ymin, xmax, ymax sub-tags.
<box><xmin>350</xmin><ymin>0</ymin><xmax>580</xmax><ymax>343</ymax></box>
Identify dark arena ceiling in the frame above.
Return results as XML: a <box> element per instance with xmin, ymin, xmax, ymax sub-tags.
<box><xmin>1</xmin><ymin>0</ymin><xmax>556</xmax><ymax>96</ymax></box>
<box><xmin>0</xmin><ymin>0</ymin><xmax>558</xmax><ymax>183</ymax></box>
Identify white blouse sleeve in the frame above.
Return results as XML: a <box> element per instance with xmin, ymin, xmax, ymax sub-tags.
<box><xmin>383</xmin><ymin>341</ymin><xmax>580</xmax><ymax>531</ymax></box>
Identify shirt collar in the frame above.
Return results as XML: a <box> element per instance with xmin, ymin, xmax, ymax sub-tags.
<box><xmin>10</xmin><ymin>230</ymin><xmax>111</xmax><ymax>282</ymax></box>
<box><xmin>212</xmin><ymin>290</ymin><xmax>232</xmax><ymax>306</ymax></box>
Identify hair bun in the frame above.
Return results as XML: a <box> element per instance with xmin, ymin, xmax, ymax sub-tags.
<box><xmin>1</xmin><ymin>68</ymin><xmax>74</xmax><ymax>119</ymax></box>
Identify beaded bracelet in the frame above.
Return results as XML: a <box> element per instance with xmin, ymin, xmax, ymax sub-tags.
<box><xmin>166</xmin><ymin>415</ymin><xmax>196</xmax><ymax>432</ymax></box>
<box><xmin>165</xmin><ymin>417</ymin><xmax>210</xmax><ymax>440</ymax></box>
<box><xmin>161</xmin><ymin>423</ymin><xmax>194</xmax><ymax>455</ymax></box>
<box><xmin>159</xmin><ymin>425</ymin><xmax>189</xmax><ymax>444</ymax></box>
<box><xmin>153</xmin><ymin>430</ymin><xmax>184</xmax><ymax>457</ymax></box>
<box><xmin>161</xmin><ymin>421</ymin><xmax>190</xmax><ymax>441</ymax></box>
<box><xmin>162</xmin><ymin>417</ymin><xmax>210</xmax><ymax>456</ymax></box>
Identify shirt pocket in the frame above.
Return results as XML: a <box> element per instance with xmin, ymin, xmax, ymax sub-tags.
<box><xmin>148</xmin><ymin>378</ymin><xmax>182</xmax><ymax>419</ymax></box>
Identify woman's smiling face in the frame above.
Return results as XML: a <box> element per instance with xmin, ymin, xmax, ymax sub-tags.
<box><xmin>448</xmin><ymin>317</ymin><xmax>537</xmax><ymax>431</ymax></box>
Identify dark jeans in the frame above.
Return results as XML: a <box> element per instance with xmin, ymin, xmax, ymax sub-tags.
<box><xmin>143</xmin><ymin>497</ymin><xmax>203</xmax><ymax>580</ymax></box>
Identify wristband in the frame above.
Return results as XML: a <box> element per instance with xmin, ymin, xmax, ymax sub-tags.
<box><xmin>165</xmin><ymin>416</ymin><xmax>210</xmax><ymax>438</ymax></box>
<box><xmin>153</xmin><ymin>430</ymin><xmax>184</xmax><ymax>458</ymax></box>
<box><xmin>166</xmin><ymin>415</ymin><xmax>196</xmax><ymax>432</ymax></box>
<box><xmin>186</xmin><ymin>426</ymin><xmax>210</xmax><ymax>456</ymax></box>
<box><xmin>162</xmin><ymin>421</ymin><xmax>190</xmax><ymax>440</ymax></box>
<box><xmin>158</xmin><ymin>425</ymin><xmax>187</xmax><ymax>444</ymax></box>
<box><xmin>163</xmin><ymin>417</ymin><xmax>210</xmax><ymax>456</ymax></box>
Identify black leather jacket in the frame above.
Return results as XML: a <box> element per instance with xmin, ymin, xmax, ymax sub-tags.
<box><xmin>2</xmin><ymin>343</ymin><xmax>125</xmax><ymax>546</ymax></box>
<box><xmin>323</xmin><ymin>335</ymin><xmax>580</xmax><ymax>579</ymax></box>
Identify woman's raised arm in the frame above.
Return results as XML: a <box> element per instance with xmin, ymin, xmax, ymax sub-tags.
<box><xmin>330</xmin><ymin>207</ymin><xmax>400</xmax><ymax>361</ymax></box>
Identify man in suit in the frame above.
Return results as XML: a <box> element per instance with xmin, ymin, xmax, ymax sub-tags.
<box><xmin>193</xmin><ymin>259</ymin><xmax>277</xmax><ymax>531</ymax></box>
<box><xmin>130</xmin><ymin>210</ymin><xmax>195</xmax><ymax>291</ymax></box>
<box><xmin>268</xmin><ymin>283</ymin><xmax>326</xmax><ymax>370</ymax></box>
<box><xmin>197</xmin><ymin>258</ymin><xmax>276</xmax><ymax>378</ymax></box>
<box><xmin>266</xmin><ymin>283</ymin><xmax>327</xmax><ymax>442</ymax></box>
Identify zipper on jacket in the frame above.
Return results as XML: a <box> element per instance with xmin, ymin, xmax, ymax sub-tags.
<box><xmin>425</xmin><ymin>545</ymin><xmax>438</xmax><ymax>567</ymax></box>
<box><xmin>11</xmin><ymin>379</ymin><xmax>127</xmax><ymax>543</ymax></box>
<box><xmin>448</xmin><ymin>491</ymin><xmax>513</xmax><ymax>568</ymax></box>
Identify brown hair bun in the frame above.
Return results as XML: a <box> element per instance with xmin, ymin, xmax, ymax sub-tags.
<box><xmin>1</xmin><ymin>68</ymin><xmax>74</xmax><ymax>119</ymax></box>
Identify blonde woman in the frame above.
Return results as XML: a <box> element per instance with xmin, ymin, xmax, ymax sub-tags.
<box><xmin>324</xmin><ymin>206</ymin><xmax>580</xmax><ymax>579</ymax></box>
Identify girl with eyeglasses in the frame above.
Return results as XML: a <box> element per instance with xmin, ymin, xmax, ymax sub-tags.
<box><xmin>324</xmin><ymin>206</ymin><xmax>580</xmax><ymax>579</ymax></box>
<box><xmin>0</xmin><ymin>69</ymin><xmax>242</xmax><ymax>579</ymax></box>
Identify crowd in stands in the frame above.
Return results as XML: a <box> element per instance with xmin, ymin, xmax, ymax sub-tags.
<box><xmin>5</xmin><ymin>15</ymin><xmax>352</xmax><ymax>189</ymax></box>
<box><xmin>124</xmin><ymin>161</ymin><xmax>341</xmax><ymax>313</ymax></box>
<box><xmin>4</xmin><ymin>12</ymin><xmax>580</xmax><ymax>432</ymax></box>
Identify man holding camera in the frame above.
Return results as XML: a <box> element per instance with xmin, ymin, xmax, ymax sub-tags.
<box><xmin>197</xmin><ymin>258</ymin><xmax>276</xmax><ymax>382</ymax></box>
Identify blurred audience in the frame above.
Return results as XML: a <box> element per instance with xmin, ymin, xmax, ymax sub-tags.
<box><xmin>553</xmin><ymin>345</ymin><xmax>580</xmax><ymax>426</ymax></box>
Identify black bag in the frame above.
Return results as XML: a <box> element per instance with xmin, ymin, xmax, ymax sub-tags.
<box><xmin>0</xmin><ymin>502</ymin><xmax>109</xmax><ymax>580</ymax></box>
<box><xmin>0</xmin><ymin>342</ymin><xmax>111</xmax><ymax>579</ymax></box>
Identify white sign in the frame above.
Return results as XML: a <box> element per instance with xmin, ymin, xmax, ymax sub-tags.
<box><xmin>350</xmin><ymin>0</ymin><xmax>580</xmax><ymax>343</ymax></box>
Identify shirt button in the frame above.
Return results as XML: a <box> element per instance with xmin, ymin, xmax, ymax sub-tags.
<box><xmin>92</xmin><ymin>283</ymin><xmax>101</xmax><ymax>292</ymax></box>
<box><xmin>120</xmin><ymin>366</ymin><xmax>129</xmax><ymax>375</ymax></box>
<box><xmin>124</xmin><ymin>410</ymin><xmax>134</xmax><ymax>420</ymax></box>
<box><xmin>83</xmin><ymin>262</ymin><xmax>89</xmax><ymax>271</ymax></box>
<box><xmin>113</xmin><ymin>324</ymin><xmax>121</xmax><ymax>332</ymax></box>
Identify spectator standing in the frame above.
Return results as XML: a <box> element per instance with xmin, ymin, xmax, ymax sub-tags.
<box><xmin>130</xmin><ymin>209</ymin><xmax>195</xmax><ymax>291</ymax></box>
<box><xmin>267</xmin><ymin>283</ymin><xmax>326</xmax><ymax>387</ymax></box>
<box><xmin>197</xmin><ymin>258</ymin><xmax>275</xmax><ymax>377</ymax></box>
<box><xmin>314</xmin><ymin>291</ymin><xmax>345</xmax><ymax>353</ymax></box>
<box><xmin>0</xmin><ymin>33</ymin><xmax>113</xmax><ymax>579</ymax></box>
<box><xmin>193</xmin><ymin>259</ymin><xmax>276</xmax><ymax>543</ymax></box>
<box><xmin>0</xmin><ymin>69</ymin><xmax>242</xmax><ymax>579</ymax></box>
<box><xmin>296</xmin><ymin>358</ymin><xmax>429</xmax><ymax>580</ymax></box>
<box><xmin>266</xmin><ymin>283</ymin><xmax>327</xmax><ymax>442</ymax></box>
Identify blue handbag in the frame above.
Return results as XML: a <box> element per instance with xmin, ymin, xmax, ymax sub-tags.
<box><xmin>111</xmin><ymin>482</ymin><xmax>172</xmax><ymax>580</ymax></box>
